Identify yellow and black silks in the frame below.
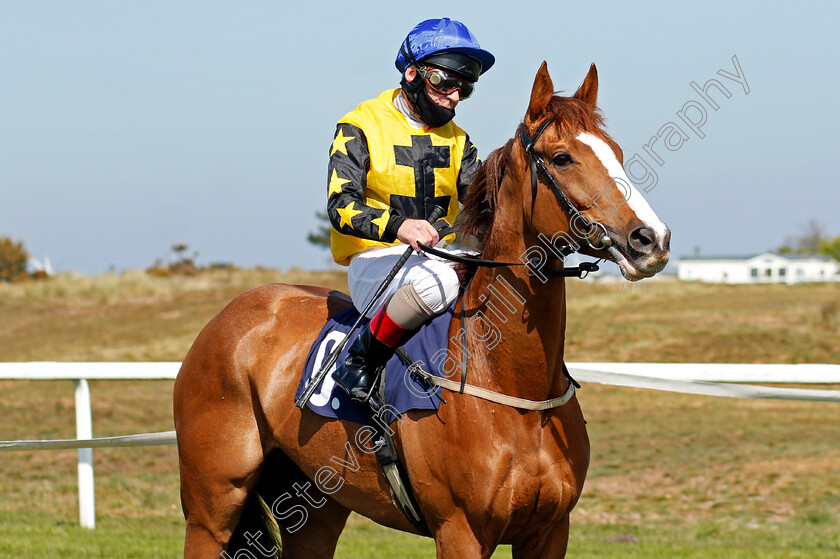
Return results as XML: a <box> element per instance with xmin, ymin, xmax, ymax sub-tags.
<box><xmin>327</xmin><ymin>89</ymin><xmax>480</xmax><ymax>266</ymax></box>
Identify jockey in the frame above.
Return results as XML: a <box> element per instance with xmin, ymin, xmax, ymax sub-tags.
<box><xmin>327</xmin><ymin>18</ymin><xmax>494</xmax><ymax>403</ymax></box>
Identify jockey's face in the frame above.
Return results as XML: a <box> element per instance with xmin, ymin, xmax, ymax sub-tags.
<box><xmin>404</xmin><ymin>66</ymin><xmax>463</xmax><ymax>110</ymax></box>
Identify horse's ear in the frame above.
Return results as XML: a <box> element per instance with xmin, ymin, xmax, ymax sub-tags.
<box><xmin>527</xmin><ymin>61</ymin><xmax>554</xmax><ymax>121</ymax></box>
<box><xmin>573</xmin><ymin>63</ymin><xmax>599</xmax><ymax>108</ymax></box>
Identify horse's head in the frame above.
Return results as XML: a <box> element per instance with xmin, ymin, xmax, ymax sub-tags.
<box><xmin>520</xmin><ymin>62</ymin><xmax>671</xmax><ymax>280</ymax></box>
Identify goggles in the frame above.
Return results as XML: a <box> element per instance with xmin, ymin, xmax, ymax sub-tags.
<box><xmin>417</xmin><ymin>66</ymin><xmax>475</xmax><ymax>99</ymax></box>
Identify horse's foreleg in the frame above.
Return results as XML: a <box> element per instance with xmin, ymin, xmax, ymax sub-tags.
<box><xmin>511</xmin><ymin>515</ymin><xmax>570</xmax><ymax>559</ymax></box>
<box><xmin>433</xmin><ymin>515</ymin><xmax>495</xmax><ymax>559</ymax></box>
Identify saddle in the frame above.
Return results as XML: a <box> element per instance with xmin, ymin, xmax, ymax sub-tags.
<box><xmin>295</xmin><ymin>299</ymin><xmax>456</xmax><ymax>424</ymax></box>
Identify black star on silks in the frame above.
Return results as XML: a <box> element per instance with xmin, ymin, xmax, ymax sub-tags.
<box><xmin>392</xmin><ymin>135</ymin><xmax>451</xmax><ymax>220</ymax></box>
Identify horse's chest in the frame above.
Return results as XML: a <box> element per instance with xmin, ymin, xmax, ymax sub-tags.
<box><xmin>410</xmin><ymin>400</ymin><xmax>588</xmax><ymax>530</ymax></box>
<box><xmin>457</xmin><ymin>421</ymin><xmax>585</xmax><ymax>523</ymax></box>
<box><xmin>502</xmin><ymin>450</ymin><xmax>579</xmax><ymax>517</ymax></box>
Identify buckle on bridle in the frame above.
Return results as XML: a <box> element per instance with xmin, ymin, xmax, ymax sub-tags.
<box><xmin>576</xmin><ymin>261</ymin><xmax>600</xmax><ymax>279</ymax></box>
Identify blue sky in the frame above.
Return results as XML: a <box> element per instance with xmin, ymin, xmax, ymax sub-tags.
<box><xmin>1</xmin><ymin>1</ymin><xmax>838</xmax><ymax>273</ymax></box>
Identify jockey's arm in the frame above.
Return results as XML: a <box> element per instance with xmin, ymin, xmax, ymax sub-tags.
<box><xmin>457</xmin><ymin>135</ymin><xmax>481</xmax><ymax>200</ymax></box>
<box><xmin>327</xmin><ymin>123</ymin><xmax>408</xmax><ymax>243</ymax></box>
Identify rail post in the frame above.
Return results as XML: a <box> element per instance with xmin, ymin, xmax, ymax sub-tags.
<box><xmin>73</xmin><ymin>379</ymin><xmax>95</xmax><ymax>529</ymax></box>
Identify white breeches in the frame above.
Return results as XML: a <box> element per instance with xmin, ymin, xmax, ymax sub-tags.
<box><xmin>347</xmin><ymin>245</ymin><xmax>462</xmax><ymax>318</ymax></box>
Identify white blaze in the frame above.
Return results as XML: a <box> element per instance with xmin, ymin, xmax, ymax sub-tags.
<box><xmin>576</xmin><ymin>132</ymin><xmax>668</xmax><ymax>248</ymax></box>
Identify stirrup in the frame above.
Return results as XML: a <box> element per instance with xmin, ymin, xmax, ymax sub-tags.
<box><xmin>334</xmin><ymin>367</ymin><xmax>368</xmax><ymax>398</ymax></box>
<box><xmin>358</xmin><ymin>365</ymin><xmax>385</xmax><ymax>409</ymax></box>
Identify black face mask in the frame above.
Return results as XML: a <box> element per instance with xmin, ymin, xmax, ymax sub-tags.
<box><xmin>414</xmin><ymin>84</ymin><xmax>456</xmax><ymax>128</ymax></box>
<box><xmin>401</xmin><ymin>72</ymin><xmax>456</xmax><ymax>128</ymax></box>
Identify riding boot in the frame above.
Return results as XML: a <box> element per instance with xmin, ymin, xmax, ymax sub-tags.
<box><xmin>333</xmin><ymin>285</ymin><xmax>437</xmax><ymax>404</ymax></box>
<box><xmin>332</xmin><ymin>325</ymin><xmax>393</xmax><ymax>402</ymax></box>
<box><xmin>332</xmin><ymin>305</ymin><xmax>409</xmax><ymax>403</ymax></box>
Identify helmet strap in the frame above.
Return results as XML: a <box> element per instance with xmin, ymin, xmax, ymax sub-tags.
<box><xmin>400</xmin><ymin>71</ymin><xmax>455</xmax><ymax>128</ymax></box>
<box><xmin>399</xmin><ymin>70</ymin><xmax>424</xmax><ymax>108</ymax></box>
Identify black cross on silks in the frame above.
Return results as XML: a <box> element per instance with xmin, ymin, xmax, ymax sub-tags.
<box><xmin>392</xmin><ymin>135</ymin><xmax>451</xmax><ymax>220</ymax></box>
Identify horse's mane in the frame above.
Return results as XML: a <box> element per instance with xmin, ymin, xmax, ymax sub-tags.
<box><xmin>457</xmin><ymin>137</ymin><xmax>515</xmax><ymax>254</ymax></box>
<box><xmin>457</xmin><ymin>95</ymin><xmax>609</xmax><ymax>256</ymax></box>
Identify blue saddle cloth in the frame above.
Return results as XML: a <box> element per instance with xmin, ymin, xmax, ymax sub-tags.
<box><xmin>295</xmin><ymin>299</ymin><xmax>456</xmax><ymax>425</ymax></box>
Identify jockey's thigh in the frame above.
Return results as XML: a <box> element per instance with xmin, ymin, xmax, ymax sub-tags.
<box><xmin>347</xmin><ymin>245</ymin><xmax>461</xmax><ymax>318</ymax></box>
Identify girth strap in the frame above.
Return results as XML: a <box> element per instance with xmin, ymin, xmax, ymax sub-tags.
<box><xmin>368</xmin><ymin>370</ymin><xmax>431</xmax><ymax>536</ymax></box>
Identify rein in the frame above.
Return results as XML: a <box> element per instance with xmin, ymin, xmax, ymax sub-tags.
<box><xmin>417</xmin><ymin>242</ymin><xmax>600</xmax><ymax>279</ymax></box>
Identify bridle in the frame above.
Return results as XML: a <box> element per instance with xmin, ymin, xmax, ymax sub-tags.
<box><xmin>519</xmin><ymin>119</ymin><xmax>613</xmax><ymax>252</ymax></box>
<box><xmin>419</xmin><ymin>117</ymin><xmax>615</xmax><ymax>280</ymax></box>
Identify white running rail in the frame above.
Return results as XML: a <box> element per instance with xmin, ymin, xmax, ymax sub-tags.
<box><xmin>0</xmin><ymin>361</ymin><xmax>838</xmax><ymax>529</ymax></box>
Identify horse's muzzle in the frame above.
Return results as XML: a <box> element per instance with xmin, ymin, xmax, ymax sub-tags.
<box><xmin>610</xmin><ymin>225</ymin><xmax>671</xmax><ymax>281</ymax></box>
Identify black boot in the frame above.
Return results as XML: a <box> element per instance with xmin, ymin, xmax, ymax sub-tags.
<box><xmin>332</xmin><ymin>325</ymin><xmax>395</xmax><ymax>403</ymax></box>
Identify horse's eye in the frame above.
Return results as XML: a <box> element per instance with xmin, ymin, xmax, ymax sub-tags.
<box><xmin>552</xmin><ymin>153</ymin><xmax>573</xmax><ymax>167</ymax></box>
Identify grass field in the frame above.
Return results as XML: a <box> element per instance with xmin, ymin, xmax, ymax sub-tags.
<box><xmin>0</xmin><ymin>269</ymin><xmax>838</xmax><ymax>557</ymax></box>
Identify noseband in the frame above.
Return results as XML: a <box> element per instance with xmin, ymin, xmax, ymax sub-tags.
<box><xmin>519</xmin><ymin>119</ymin><xmax>611</xmax><ymax>251</ymax></box>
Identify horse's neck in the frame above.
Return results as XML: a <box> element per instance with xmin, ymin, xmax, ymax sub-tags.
<box><xmin>462</xmin><ymin>221</ymin><xmax>569</xmax><ymax>401</ymax></box>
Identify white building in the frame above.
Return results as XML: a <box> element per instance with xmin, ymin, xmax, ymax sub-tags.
<box><xmin>677</xmin><ymin>252</ymin><xmax>840</xmax><ymax>284</ymax></box>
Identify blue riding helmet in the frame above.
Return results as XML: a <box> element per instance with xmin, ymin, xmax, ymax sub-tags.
<box><xmin>395</xmin><ymin>18</ymin><xmax>495</xmax><ymax>82</ymax></box>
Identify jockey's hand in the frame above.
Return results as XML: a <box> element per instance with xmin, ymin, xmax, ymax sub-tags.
<box><xmin>397</xmin><ymin>219</ymin><xmax>440</xmax><ymax>251</ymax></box>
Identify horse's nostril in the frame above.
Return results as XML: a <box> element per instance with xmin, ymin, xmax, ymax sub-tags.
<box><xmin>628</xmin><ymin>227</ymin><xmax>656</xmax><ymax>254</ymax></box>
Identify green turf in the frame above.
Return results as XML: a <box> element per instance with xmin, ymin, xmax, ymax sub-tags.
<box><xmin>2</xmin><ymin>512</ymin><xmax>838</xmax><ymax>558</ymax></box>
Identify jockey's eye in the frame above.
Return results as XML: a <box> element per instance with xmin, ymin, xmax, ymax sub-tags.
<box><xmin>552</xmin><ymin>153</ymin><xmax>574</xmax><ymax>167</ymax></box>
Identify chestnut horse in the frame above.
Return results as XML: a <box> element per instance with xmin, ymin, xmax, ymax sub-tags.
<box><xmin>174</xmin><ymin>62</ymin><xmax>670</xmax><ymax>558</ymax></box>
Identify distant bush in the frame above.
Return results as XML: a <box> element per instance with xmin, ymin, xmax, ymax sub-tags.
<box><xmin>819</xmin><ymin>236</ymin><xmax>840</xmax><ymax>263</ymax></box>
<box><xmin>208</xmin><ymin>262</ymin><xmax>239</xmax><ymax>271</ymax></box>
<box><xmin>307</xmin><ymin>211</ymin><xmax>331</xmax><ymax>249</ymax></box>
<box><xmin>0</xmin><ymin>237</ymin><xmax>30</xmax><ymax>282</ymax></box>
<box><xmin>146</xmin><ymin>243</ymin><xmax>216</xmax><ymax>277</ymax></box>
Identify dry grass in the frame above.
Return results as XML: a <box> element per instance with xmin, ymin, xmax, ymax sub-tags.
<box><xmin>577</xmin><ymin>382</ymin><xmax>840</xmax><ymax>529</ymax></box>
<box><xmin>0</xmin><ymin>268</ymin><xmax>350</xmax><ymax>553</ymax></box>
<box><xmin>565</xmin><ymin>277</ymin><xmax>840</xmax><ymax>363</ymax></box>
<box><xmin>0</xmin><ymin>270</ymin><xmax>838</xmax><ymax>557</ymax></box>
<box><xmin>0</xmin><ymin>268</ymin><xmax>348</xmax><ymax>361</ymax></box>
